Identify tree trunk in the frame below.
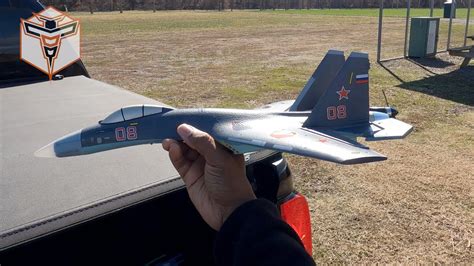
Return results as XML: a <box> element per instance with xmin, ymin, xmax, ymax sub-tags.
<box><xmin>89</xmin><ymin>0</ymin><xmax>94</xmax><ymax>14</ymax></box>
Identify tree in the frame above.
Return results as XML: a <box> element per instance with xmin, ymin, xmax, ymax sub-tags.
<box><xmin>88</xmin><ymin>0</ymin><xmax>94</xmax><ymax>14</ymax></box>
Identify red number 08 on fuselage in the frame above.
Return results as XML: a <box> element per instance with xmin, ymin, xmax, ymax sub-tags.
<box><xmin>115</xmin><ymin>126</ymin><xmax>138</xmax><ymax>141</ymax></box>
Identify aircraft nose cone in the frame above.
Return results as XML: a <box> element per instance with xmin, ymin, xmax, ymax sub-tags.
<box><xmin>35</xmin><ymin>130</ymin><xmax>83</xmax><ymax>158</ymax></box>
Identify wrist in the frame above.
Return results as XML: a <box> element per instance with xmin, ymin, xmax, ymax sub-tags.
<box><xmin>221</xmin><ymin>195</ymin><xmax>257</xmax><ymax>229</ymax></box>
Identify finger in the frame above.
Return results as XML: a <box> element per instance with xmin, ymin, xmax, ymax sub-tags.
<box><xmin>184</xmin><ymin>148</ymin><xmax>200</xmax><ymax>161</ymax></box>
<box><xmin>164</xmin><ymin>139</ymin><xmax>193</xmax><ymax>158</ymax></box>
<box><xmin>167</xmin><ymin>141</ymin><xmax>192</xmax><ymax>178</ymax></box>
<box><xmin>162</xmin><ymin>139</ymin><xmax>176</xmax><ymax>151</ymax></box>
<box><xmin>177</xmin><ymin>124</ymin><xmax>227</xmax><ymax>164</ymax></box>
<box><xmin>167</xmin><ymin>139</ymin><xmax>199</xmax><ymax>161</ymax></box>
<box><xmin>182</xmin><ymin>156</ymin><xmax>206</xmax><ymax>189</ymax></box>
<box><xmin>163</xmin><ymin>139</ymin><xmax>195</xmax><ymax>169</ymax></box>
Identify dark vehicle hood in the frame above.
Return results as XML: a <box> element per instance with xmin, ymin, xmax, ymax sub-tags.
<box><xmin>0</xmin><ymin>76</ymin><xmax>182</xmax><ymax>250</ymax></box>
<box><xmin>0</xmin><ymin>0</ymin><xmax>44</xmax><ymax>58</ymax></box>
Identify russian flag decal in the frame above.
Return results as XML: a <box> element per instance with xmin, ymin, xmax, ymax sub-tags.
<box><xmin>355</xmin><ymin>74</ymin><xmax>369</xmax><ymax>84</ymax></box>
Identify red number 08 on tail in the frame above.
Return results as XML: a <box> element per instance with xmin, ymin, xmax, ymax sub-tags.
<box><xmin>327</xmin><ymin>105</ymin><xmax>347</xmax><ymax>120</ymax></box>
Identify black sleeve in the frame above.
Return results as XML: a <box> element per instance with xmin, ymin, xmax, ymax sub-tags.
<box><xmin>214</xmin><ymin>199</ymin><xmax>315</xmax><ymax>266</ymax></box>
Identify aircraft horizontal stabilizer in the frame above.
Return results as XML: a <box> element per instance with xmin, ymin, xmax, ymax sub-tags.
<box><xmin>366</xmin><ymin>118</ymin><xmax>413</xmax><ymax>141</ymax></box>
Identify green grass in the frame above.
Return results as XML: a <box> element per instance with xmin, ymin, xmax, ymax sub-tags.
<box><xmin>74</xmin><ymin>9</ymin><xmax>472</xmax><ymax>37</ymax></box>
<box><xmin>74</xmin><ymin>11</ymin><xmax>321</xmax><ymax>35</ymax></box>
<box><xmin>74</xmin><ymin>9</ymin><xmax>473</xmax><ymax>56</ymax></box>
<box><xmin>269</xmin><ymin>8</ymin><xmax>471</xmax><ymax>18</ymax></box>
<box><xmin>218</xmin><ymin>66</ymin><xmax>307</xmax><ymax>108</ymax></box>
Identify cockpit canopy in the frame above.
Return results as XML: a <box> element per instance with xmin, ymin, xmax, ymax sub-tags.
<box><xmin>100</xmin><ymin>105</ymin><xmax>173</xmax><ymax>124</ymax></box>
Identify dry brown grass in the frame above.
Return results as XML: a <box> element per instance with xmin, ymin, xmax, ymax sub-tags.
<box><xmin>77</xmin><ymin>10</ymin><xmax>473</xmax><ymax>263</ymax></box>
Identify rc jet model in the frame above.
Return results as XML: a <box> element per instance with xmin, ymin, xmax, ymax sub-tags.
<box><xmin>36</xmin><ymin>50</ymin><xmax>412</xmax><ymax>164</ymax></box>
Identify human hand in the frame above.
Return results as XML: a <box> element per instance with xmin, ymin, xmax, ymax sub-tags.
<box><xmin>162</xmin><ymin>124</ymin><xmax>256</xmax><ymax>231</ymax></box>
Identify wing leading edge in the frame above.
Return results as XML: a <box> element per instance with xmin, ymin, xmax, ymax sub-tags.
<box><xmin>213</xmin><ymin>119</ymin><xmax>386</xmax><ymax>165</ymax></box>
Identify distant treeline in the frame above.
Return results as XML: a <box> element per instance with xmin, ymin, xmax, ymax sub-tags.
<box><xmin>43</xmin><ymin>0</ymin><xmax>472</xmax><ymax>12</ymax></box>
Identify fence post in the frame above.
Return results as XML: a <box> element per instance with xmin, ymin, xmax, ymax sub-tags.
<box><xmin>447</xmin><ymin>0</ymin><xmax>455</xmax><ymax>50</ymax></box>
<box><xmin>403</xmin><ymin>0</ymin><xmax>411</xmax><ymax>57</ymax></box>
<box><xmin>377</xmin><ymin>0</ymin><xmax>384</xmax><ymax>62</ymax></box>
<box><xmin>464</xmin><ymin>0</ymin><xmax>472</xmax><ymax>46</ymax></box>
<box><xmin>430</xmin><ymin>0</ymin><xmax>434</xmax><ymax>17</ymax></box>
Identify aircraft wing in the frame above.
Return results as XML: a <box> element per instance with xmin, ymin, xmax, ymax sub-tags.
<box><xmin>213</xmin><ymin>118</ymin><xmax>387</xmax><ymax>165</ymax></box>
<box><xmin>257</xmin><ymin>100</ymin><xmax>295</xmax><ymax>112</ymax></box>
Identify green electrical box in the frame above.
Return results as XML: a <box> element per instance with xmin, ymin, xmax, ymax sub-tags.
<box><xmin>408</xmin><ymin>17</ymin><xmax>440</xmax><ymax>58</ymax></box>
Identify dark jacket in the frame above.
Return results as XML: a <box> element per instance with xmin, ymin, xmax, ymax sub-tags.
<box><xmin>214</xmin><ymin>199</ymin><xmax>316</xmax><ymax>266</ymax></box>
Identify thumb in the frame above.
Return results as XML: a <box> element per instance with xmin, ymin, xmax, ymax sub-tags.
<box><xmin>177</xmin><ymin>124</ymin><xmax>224</xmax><ymax>163</ymax></box>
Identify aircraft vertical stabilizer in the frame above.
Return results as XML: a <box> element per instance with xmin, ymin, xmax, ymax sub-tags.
<box><xmin>303</xmin><ymin>52</ymin><xmax>370</xmax><ymax>128</ymax></box>
<box><xmin>290</xmin><ymin>50</ymin><xmax>346</xmax><ymax>111</ymax></box>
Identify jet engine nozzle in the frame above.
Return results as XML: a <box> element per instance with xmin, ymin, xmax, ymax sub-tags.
<box><xmin>369</xmin><ymin>107</ymin><xmax>398</xmax><ymax>118</ymax></box>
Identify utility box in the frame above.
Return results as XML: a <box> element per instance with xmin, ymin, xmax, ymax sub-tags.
<box><xmin>408</xmin><ymin>17</ymin><xmax>440</xmax><ymax>58</ymax></box>
<box><xmin>444</xmin><ymin>1</ymin><xmax>456</xmax><ymax>18</ymax></box>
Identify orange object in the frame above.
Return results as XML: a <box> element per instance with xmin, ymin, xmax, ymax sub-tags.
<box><xmin>280</xmin><ymin>193</ymin><xmax>313</xmax><ymax>255</ymax></box>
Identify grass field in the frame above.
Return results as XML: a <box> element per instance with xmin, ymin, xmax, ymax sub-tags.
<box><xmin>76</xmin><ymin>10</ymin><xmax>473</xmax><ymax>263</ymax></box>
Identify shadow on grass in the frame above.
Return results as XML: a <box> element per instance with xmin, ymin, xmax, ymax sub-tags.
<box><xmin>407</xmin><ymin>57</ymin><xmax>456</xmax><ymax>69</ymax></box>
<box><xmin>379</xmin><ymin>59</ymin><xmax>474</xmax><ymax>106</ymax></box>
